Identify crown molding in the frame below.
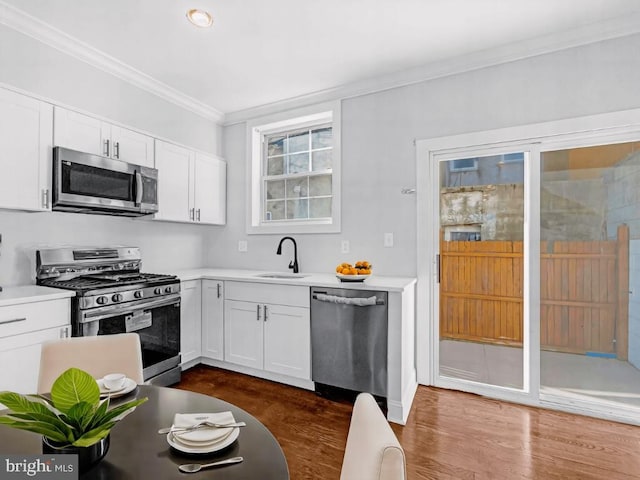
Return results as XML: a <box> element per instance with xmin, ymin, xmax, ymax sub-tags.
<box><xmin>223</xmin><ymin>11</ymin><xmax>640</xmax><ymax>126</ymax></box>
<box><xmin>0</xmin><ymin>1</ymin><xmax>224</xmax><ymax>124</ymax></box>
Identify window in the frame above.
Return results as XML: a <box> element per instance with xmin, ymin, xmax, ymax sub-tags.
<box><xmin>449</xmin><ymin>157</ymin><xmax>478</xmax><ymax>171</ymax></box>
<box><xmin>247</xmin><ymin>103</ymin><xmax>341</xmax><ymax>234</ymax></box>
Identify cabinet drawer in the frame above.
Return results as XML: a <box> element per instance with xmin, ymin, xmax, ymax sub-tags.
<box><xmin>0</xmin><ymin>299</ymin><xmax>70</xmax><ymax>339</ymax></box>
<box><xmin>225</xmin><ymin>281</ymin><xmax>309</xmax><ymax>307</ymax></box>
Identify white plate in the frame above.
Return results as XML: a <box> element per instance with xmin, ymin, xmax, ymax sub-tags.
<box><xmin>172</xmin><ymin>427</ymin><xmax>234</xmax><ymax>447</ymax></box>
<box><xmin>336</xmin><ymin>273</ymin><xmax>370</xmax><ymax>282</ymax></box>
<box><xmin>167</xmin><ymin>428</ymin><xmax>240</xmax><ymax>454</ymax></box>
<box><xmin>98</xmin><ymin>377</ymin><xmax>137</xmax><ymax>398</ymax></box>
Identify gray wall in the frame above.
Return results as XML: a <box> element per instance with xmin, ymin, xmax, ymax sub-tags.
<box><xmin>208</xmin><ymin>33</ymin><xmax>640</xmax><ymax>276</ymax></box>
<box><xmin>0</xmin><ymin>25</ymin><xmax>219</xmax><ymax>287</ymax></box>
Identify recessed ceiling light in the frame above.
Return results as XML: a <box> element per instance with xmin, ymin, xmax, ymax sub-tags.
<box><xmin>186</xmin><ymin>9</ymin><xmax>213</xmax><ymax>28</ymax></box>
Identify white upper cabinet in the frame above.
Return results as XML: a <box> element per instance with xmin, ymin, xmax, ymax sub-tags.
<box><xmin>154</xmin><ymin>140</ymin><xmax>193</xmax><ymax>222</ymax></box>
<box><xmin>0</xmin><ymin>88</ymin><xmax>53</xmax><ymax>211</ymax></box>
<box><xmin>194</xmin><ymin>153</ymin><xmax>226</xmax><ymax>225</ymax></box>
<box><xmin>110</xmin><ymin>125</ymin><xmax>155</xmax><ymax>167</ymax></box>
<box><xmin>154</xmin><ymin>139</ymin><xmax>226</xmax><ymax>225</ymax></box>
<box><xmin>53</xmin><ymin>107</ymin><xmax>154</xmax><ymax>168</ymax></box>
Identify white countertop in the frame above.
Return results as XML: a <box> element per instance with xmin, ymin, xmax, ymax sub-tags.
<box><xmin>173</xmin><ymin>268</ymin><xmax>416</xmax><ymax>292</ymax></box>
<box><xmin>0</xmin><ymin>285</ymin><xmax>75</xmax><ymax>307</ymax></box>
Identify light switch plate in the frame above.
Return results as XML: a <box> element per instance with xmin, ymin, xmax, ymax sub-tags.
<box><xmin>238</xmin><ymin>240</ymin><xmax>248</xmax><ymax>252</ymax></box>
<box><xmin>384</xmin><ymin>232</ymin><xmax>394</xmax><ymax>247</ymax></box>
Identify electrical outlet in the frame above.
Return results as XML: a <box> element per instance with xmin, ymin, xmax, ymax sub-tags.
<box><xmin>238</xmin><ymin>240</ymin><xmax>248</xmax><ymax>252</ymax></box>
<box><xmin>341</xmin><ymin>240</ymin><xmax>350</xmax><ymax>254</ymax></box>
<box><xmin>384</xmin><ymin>232</ymin><xmax>394</xmax><ymax>248</ymax></box>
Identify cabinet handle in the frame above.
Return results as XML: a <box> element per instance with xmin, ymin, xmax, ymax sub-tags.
<box><xmin>196</xmin><ymin>208</ymin><xmax>201</xmax><ymax>222</ymax></box>
<box><xmin>217</xmin><ymin>283</ymin><xmax>221</xmax><ymax>298</ymax></box>
<box><xmin>256</xmin><ymin>304</ymin><xmax>261</xmax><ymax>321</ymax></box>
<box><xmin>189</xmin><ymin>208</ymin><xmax>195</xmax><ymax>221</ymax></box>
<box><xmin>263</xmin><ymin>305</ymin><xmax>268</xmax><ymax>322</ymax></box>
<box><xmin>114</xmin><ymin>141</ymin><xmax>120</xmax><ymax>159</ymax></box>
<box><xmin>0</xmin><ymin>317</ymin><xmax>26</xmax><ymax>326</ymax></box>
<box><xmin>104</xmin><ymin>139</ymin><xmax>110</xmax><ymax>157</ymax></box>
<box><xmin>41</xmin><ymin>188</ymin><xmax>49</xmax><ymax>209</ymax></box>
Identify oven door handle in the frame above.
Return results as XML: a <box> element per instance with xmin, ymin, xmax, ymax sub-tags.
<box><xmin>80</xmin><ymin>295</ymin><xmax>180</xmax><ymax>323</ymax></box>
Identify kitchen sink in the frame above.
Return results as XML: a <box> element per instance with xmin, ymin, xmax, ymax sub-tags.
<box><xmin>254</xmin><ymin>273</ymin><xmax>310</xmax><ymax>279</ymax></box>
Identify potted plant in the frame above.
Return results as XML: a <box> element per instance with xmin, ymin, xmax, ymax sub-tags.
<box><xmin>0</xmin><ymin>367</ymin><xmax>147</xmax><ymax>472</ymax></box>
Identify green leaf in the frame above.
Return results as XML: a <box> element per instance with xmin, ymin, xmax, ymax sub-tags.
<box><xmin>66</xmin><ymin>402</ymin><xmax>96</xmax><ymax>432</ymax></box>
<box><xmin>94</xmin><ymin>397</ymin><xmax>147</xmax><ymax>425</ymax></box>
<box><xmin>51</xmin><ymin>368</ymin><xmax>100</xmax><ymax>413</ymax></box>
<box><xmin>0</xmin><ymin>417</ymin><xmax>68</xmax><ymax>443</ymax></box>
<box><xmin>85</xmin><ymin>397</ymin><xmax>110</xmax><ymax>431</ymax></box>
<box><xmin>0</xmin><ymin>392</ymin><xmax>51</xmax><ymax>415</ymax></box>
<box><xmin>72</xmin><ymin>422</ymin><xmax>116</xmax><ymax>447</ymax></box>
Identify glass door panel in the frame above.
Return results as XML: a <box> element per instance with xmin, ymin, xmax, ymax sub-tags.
<box><xmin>439</xmin><ymin>152</ymin><xmax>525</xmax><ymax>388</ymax></box>
<box><xmin>540</xmin><ymin>141</ymin><xmax>640</xmax><ymax>407</ymax></box>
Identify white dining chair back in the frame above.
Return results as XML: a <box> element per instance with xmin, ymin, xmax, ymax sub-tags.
<box><xmin>37</xmin><ymin>333</ymin><xmax>144</xmax><ymax>394</ymax></box>
<box><xmin>340</xmin><ymin>392</ymin><xmax>407</xmax><ymax>480</ymax></box>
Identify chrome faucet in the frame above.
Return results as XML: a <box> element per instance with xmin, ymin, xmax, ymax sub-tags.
<box><xmin>276</xmin><ymin>236</ymin><xmax>299</xmax><ymax>273</ymax></box>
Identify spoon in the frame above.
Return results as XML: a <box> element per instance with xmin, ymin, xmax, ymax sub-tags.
<box><xmin>178</xmin><ymin>456</ymin><xmax>243</xmax><ymax>473</ymax></box>
<box><xmin>158</xmin><ymin>421</ymin><xmax>246</xmax><ymax>434</ymax></box>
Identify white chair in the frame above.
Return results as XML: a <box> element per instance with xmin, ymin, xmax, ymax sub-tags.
<box><xmin>340</xmin><ymin>392</ymin><xmax>407</xmax><ymax>480</ymax></box>
<box><xmin>37</xmin><ymin>333</ymin><xmax>144</xmax><ymax>394</ymax></box>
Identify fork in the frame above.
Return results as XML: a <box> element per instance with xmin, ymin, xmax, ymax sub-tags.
<box><xmin>157</xmin><ymin>421</ymin><xmax>246</xmax><ymax>434</ymax></box>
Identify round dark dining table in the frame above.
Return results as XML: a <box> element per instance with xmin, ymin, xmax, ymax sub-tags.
<box><xmin>0</xmin><ymin>385</ymin><xmax>290</xmax><ymax>479</ymax></box>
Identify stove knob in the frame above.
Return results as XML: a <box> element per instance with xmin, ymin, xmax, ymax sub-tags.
<box><xmin>112</xmin><ymin>294</ymin><xmax>123</xmax><ymax>302</ymax></box>
<box><xmin>164</xmin><ymin>286</ymin><xmax>172</xmax><ymax>294</ymax></box>
<box><xmin>154</xmin><ymin>287</ymin><xmax>162</xmax><ymax>295</ymax></box>
<box><xmin>134</xmin><ymin>291</ymin><xmax>143</xmax><ymax>299</ymax></box>
<box><xmin>96</xmin><ymin>296</ymin><xmax>108</xmax><ymax>305</ymax></box>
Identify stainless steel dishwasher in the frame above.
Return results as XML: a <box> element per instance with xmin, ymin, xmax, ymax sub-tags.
<box><xmin>310</xmin><ymin>286</ymin><xmax>388</xmax><ymax>397</ymax></box>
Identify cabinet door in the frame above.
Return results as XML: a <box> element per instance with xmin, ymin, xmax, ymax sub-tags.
<box><xmin>194</xmin><ymin>153</ymin><xmax>226</xmax><ymax>225</ymax></box>
<box><xmin>154</xmin><ymin>140</ymin><xmax>194</xmax><ymax>222</ymax></box>
<box><xmin>0</xmin><ymin>325</ymin><xmax>69</xmax><ymax>395</ymax></box>
<box><xmin>224</xmin><ymin>300</ymin><xmax>263</xmax><ymax>369</ymax></box>
<box><xmin>263</xmin><ymin>304</ymin><xmax>311</xmax><ymax>380</ymax></box>
<box><xmin>0</xmin><ymin>89</ymin><xmax>53</xmax><ymax>211</ymax></box>
<box><xmin>111</xmin><ymin>125</ymin><xmax>155</xmax><ymax>168</ymax></box>
<box><xmin>53</xmin><ymin>107</ymin><xmax>110</xmax><ymax>156</ymax></box>
<box><xmin>180</xmin><ymin>280</ymin><xmax>202</xmax><ymax>365</ymax></box>
<box><xmin>202</xmin><ymin>280</ymin><xmax>224</xmax><ymax>360</ymax></box>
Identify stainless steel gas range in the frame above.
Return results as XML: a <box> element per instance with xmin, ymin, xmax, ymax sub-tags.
<box><xmin>36</xmin><ymin>246</ymin><xmax>181</xmax><ymax>386</ymax></box>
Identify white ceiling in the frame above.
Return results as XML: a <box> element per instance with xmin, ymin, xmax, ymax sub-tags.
<box><xmin>2</xmin><ymin>0</ymin><xmax>640</xmax><ymax>121</ymax></box>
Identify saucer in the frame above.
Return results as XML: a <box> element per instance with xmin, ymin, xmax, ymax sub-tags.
<box><xmin>167</xmin><ymin>428</ymin><xmax>240</xmax><ymax>454</ymax></box>
<box><xmin>98</xmin><ymin>377</ymin><xmax>137</xmax><ymax>398</ymax></box>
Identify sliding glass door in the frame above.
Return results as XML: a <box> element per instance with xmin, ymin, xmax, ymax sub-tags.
<box><xmin>438</xmin><ymin>152</ymin><xmax>525</xmax><ymax>389</ymax></box>
<box><xmin>539</xmin><ymin>141</ymin><xmax>640</xmax><ymax>409</ymax></box>
<box><xmin>417</xmin><ymin>111</ymin><xmax>640</xmax><ymax>423</ymax></box>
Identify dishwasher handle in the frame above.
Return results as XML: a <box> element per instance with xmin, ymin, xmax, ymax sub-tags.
<box><xmin>312</xmin><ymin>293</ymin><xmax>385</xmax><ymax>306</ymax></box>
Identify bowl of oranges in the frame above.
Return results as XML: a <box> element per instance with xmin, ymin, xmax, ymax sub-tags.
<box><xmin>335</xmin><ymin>261</ymin><xmax>372</xmax><ymax>282</ymax></box>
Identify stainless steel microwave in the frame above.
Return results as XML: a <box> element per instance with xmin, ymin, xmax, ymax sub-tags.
<box><xmin>52</xmin><ymin>147</ymin><xmax>158</xmax><ymax>216</ymax></box>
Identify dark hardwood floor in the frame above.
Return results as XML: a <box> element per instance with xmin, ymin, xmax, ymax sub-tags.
<box><xmin>176</xmin><ymin>365</ymin><xmax>640</xmax><ymax>479</ymax></box>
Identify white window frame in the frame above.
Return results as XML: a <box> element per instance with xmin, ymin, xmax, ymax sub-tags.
<box><xmin>246</xmin><ymin>101</ymin><xmax>341</xmax><ymax>234</ymax></box>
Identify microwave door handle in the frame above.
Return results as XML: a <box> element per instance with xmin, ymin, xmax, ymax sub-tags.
<box><xmin>134</xmin><ymin>170</ymin><xmax>143</xmax><ymax>206</ymax></box>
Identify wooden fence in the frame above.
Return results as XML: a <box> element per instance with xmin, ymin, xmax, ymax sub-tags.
<box><xmin>440</xmin><ymin>225</ymin><xmax>629</xmax><ymax>358</ymax></box>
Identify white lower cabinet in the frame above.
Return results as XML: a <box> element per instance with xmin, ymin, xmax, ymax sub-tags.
<box><xmin>201</xmin><ymin>279</ymin><xmax>224</xmax><ymax>361</ymax></box>
<box><xmin>0</xmin><ymin>325</ymin><xmax>70</xmax><ymax>395</ymax></box>
<box><xmin>224</xmin><ymin>282</ymin><xmax>310</xmax><ymax>381</ymax></box>
<box><xmin>180</xmin><ymin>280</ymin><xmax>202</xmax><ymax>366</ymax></box>
<box><xmin>0</xmin><ymin>294</ymin><xmax>71</xmax><ymax>395</ymax></box>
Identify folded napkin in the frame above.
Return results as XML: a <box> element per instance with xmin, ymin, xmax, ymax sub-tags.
<box><xmin>172</xmin><ymin>412</ymin><xmax>236</xmax><ymax>444</ymax></box>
